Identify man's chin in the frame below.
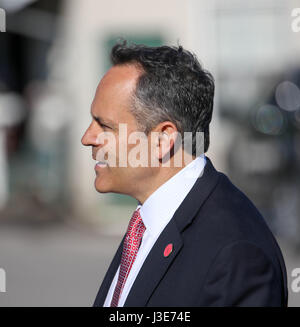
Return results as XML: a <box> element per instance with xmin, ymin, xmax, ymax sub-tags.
<box><xmin>95</xmin><ymin>188</ymin><xmax>110</xmax><ymax>193</ymax></box>
<box><xmin>94</xmin><ymin>180</ymin><xmax>111</xmax><ymax>193</ymax></box>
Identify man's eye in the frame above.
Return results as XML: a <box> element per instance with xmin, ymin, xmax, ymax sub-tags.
<box><xmin>97</xmin><ymin>121</ymin><xmax>109</xmax><ymax>129</ymax></box>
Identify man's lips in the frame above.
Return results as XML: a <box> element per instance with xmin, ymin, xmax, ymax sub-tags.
<box><xmin>93</xmin><ymin>155</ymin><xmax>108</xmax><ymax>169</ymax></box>
<box><xmin>94</xmin><ymin>161</ymin><xmax>108</xmax><ymax>170</ymax></box>
<box><xmin>93</xmin><ymin>151</ymin><xmax>109</xmax><ymax>169</ymax></box>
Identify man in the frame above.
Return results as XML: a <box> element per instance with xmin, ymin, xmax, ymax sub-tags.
<box><xmin>81</xmin><ymin>42</ymin><xmax>288</xmax><ymax>307</ymax></box>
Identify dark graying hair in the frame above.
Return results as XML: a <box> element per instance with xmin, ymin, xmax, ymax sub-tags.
<box><xmin>110</xmin><ymin>41</ymin><xmax>215</xmax><ymax>155</ymax></box>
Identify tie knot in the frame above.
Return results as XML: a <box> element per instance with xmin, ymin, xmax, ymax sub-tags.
<box><xmin>127</xmin><ymin>208</ymin><xmax>144</xmax><ymax>234</ymax></box>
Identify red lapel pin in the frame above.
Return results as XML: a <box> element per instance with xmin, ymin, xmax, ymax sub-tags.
<box><xmin>164</xmin><ymin>243</ymin><xmax>173</xmax><ymax>257</ymax></box>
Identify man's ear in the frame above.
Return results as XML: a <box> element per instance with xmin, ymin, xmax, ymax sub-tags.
<box><xmin>157</xmin><ymin>123</ymin><xmax>181</xmax><ymax>161</ymax></box>
<box><xmin>158</xmin><ymin>131</ymin><xmax>175</xmax><ymax>159</ymax></box>
<box><xmin>150</xmin><ymin>121</ymin><xmax>179</xmax><ymax>162</ymax></box>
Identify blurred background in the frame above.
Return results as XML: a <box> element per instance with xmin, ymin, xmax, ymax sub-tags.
<box><xmin>0</xmin><ymin>0</ymin><xmax>299</xmax><ymax>306</ymax></box>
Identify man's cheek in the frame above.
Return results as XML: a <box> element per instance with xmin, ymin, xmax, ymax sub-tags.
<box><xmin>96</xmin><ymin>132</ymin><xmax>117</xmax><ymax>167</ymax></box>
<box><xmin>117</xmin><ymin>139</ymin><xmax>129</xmax><ymax>168</ymax></box>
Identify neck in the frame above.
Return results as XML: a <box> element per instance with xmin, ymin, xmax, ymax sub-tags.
<box><xmin>135</xmin><ymin>152</ymin><xmax>196</xmax><ymax>204</ymax></box>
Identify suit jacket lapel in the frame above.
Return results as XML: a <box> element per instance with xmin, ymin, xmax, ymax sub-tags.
<box><xmin>93</xmin><ymin>235</ymin><xmax>125</xmax><ymax>306</ymax></box>
<box><xmin>124</xmin><ymin>157</ymin><xmax>220</xmax><ymax>306</ymax></box>
<box><xmin>173</xmin><ymin>157</ymin><xmax>220</xmax><ymax>233</ymax></box>
<box><xmin>124</xmin><ymin>218</ymin><xmax>183</xmax><ymax>306</ymax></box>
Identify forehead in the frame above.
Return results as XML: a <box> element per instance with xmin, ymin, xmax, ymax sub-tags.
<box><xmin>100</xmin><ymin>64</ymin><xmax>141</xmax><ymax>89</ymax></box>
<box><xmin>92</xmin><ymin>64</ymin><xmax>141</xmax><ymax>113</ymax></box>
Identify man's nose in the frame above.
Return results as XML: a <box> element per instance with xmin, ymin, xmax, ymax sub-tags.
<box><xmin>81</xmin><ymin>124</ymin><xmax>97</xmax><ymax>146</ymax></box>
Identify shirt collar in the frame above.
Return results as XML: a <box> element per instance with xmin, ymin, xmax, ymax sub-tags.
<box><xmin>137</xmin><ymin>154</ymin><xmax>206</xmax><ymax>237</ymax></box>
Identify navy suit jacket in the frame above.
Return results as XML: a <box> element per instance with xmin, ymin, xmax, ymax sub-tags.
<box><xmin>94</xmin><ymin>157</ymin><xmax>288</xmax><ymax>307</ymax></box>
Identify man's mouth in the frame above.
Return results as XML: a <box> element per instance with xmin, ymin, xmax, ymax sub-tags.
<box><xmin>95</xmin><ymin>161</ymin><xmax>108</xmax><ymax>169</ymax></box>
<box><xmin>93</xmin><ymin>151</ymin><xmax>109</xmax><ymax>169</ymax></box>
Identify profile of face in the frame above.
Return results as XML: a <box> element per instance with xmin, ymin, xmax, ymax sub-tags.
<box><xmin>82</xmin><ymin>63</ymin><xmax>186</xmax><ymax>203</ymax></box>
<box><xmin>81</xmin><ymin>64</ymin><xmax>155</xmax><ymax>199</ymax></box>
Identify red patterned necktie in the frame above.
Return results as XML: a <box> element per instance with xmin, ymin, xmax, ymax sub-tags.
<box><xmin>110</xmin><ymin>208</ymin><xmax>146</xmax><ymax>307</ymax></box>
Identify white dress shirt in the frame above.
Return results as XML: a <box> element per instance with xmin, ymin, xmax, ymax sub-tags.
<box><xmin>103</xmin><ymin>154</ymin><xmax>206</xmax><ymax>307</ymax></box>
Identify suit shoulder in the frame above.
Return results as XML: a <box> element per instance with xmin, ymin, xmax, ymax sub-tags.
<box><xmin>192</xmin><ymin>171</ymin><xmax>279</xmax><ymax>254</ymax></box>
<box><xmin>204</xmin><ymin>172</ymin><xmax>268</xmax><ymax>228</ymax></box>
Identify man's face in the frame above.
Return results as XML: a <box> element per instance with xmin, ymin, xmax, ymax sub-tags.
<box><xmin>81</xmin><ymin>64</ymin><xmax>151</xmax><ymax>197</ymax></box>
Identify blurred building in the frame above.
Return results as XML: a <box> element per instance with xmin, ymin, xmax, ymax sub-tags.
<box><xmin>0</xmin><ymin>0</ymin><xmax>299</xmax><ymax>242</ymax></box>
